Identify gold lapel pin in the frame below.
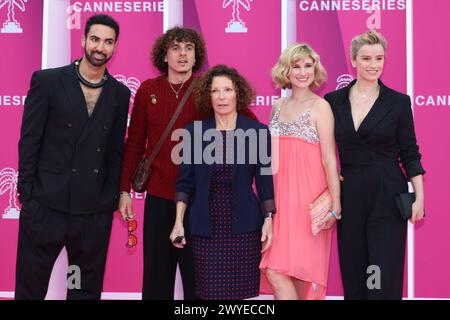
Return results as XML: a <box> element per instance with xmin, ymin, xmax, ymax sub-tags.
<box><xmin>151</xmin><ymin>94</ymin><xmax>157</xmax><ymax>105</ymax></box>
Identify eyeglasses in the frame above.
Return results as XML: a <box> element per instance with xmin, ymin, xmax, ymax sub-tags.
<box><xmin>126</xmin><ymin>218</ymin><xmax>137</xmax><ymax>248</ymax></box>
<box><xmin>210</xmin><ymin>88</ymin><xmax>235</xmax><ymax>98</ymax></box>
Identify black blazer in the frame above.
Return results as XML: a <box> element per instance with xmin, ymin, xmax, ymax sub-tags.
<box><xmin>18</xmin><ymin>63</ymin><xmax>131</xmax><ymax>214</ymax></box>
<box><xmin>324</xmin><ymin>80</ymin><xmax>425</xmax><ymax>184</ymax></box>
<box><xmin>175</xmin><ymin>114</ymin><xmax>276</xmax><ymax>237</ymax></box>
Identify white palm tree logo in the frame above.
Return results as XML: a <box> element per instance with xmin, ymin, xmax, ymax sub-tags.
<box><xmin>223</xmin><ymin>0</ymin><xmax>253</xmax><ymax>33</ymax></box>
<box><xmin>0</xmin><ymin>0</ymin><xmax>27</xmax><ymax>34</ymax></box>
<box><xmin>0</xmin><ymin>167</ymin><xmax>20</xmax><ymax>219</ymax></box>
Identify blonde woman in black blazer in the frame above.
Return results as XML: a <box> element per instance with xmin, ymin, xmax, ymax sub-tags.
<box><xmin>324</xmin><ymin>31</ymin><xmax>425</xmax><ymax>300</ymax></box>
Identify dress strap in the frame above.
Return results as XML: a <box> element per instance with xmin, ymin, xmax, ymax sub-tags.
<box><xmin>273</xmin><ymin>106</ymin><xmax>281</xmax><ymax>120</ymax></box>
<box><xmin>274</xmin><ymin>98</ymin><xmax>287</xmax><ymax>120</ymax></box>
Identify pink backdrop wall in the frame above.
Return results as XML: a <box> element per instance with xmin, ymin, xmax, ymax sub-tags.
<box><xmin>183</xmin><ymin>0</ymin><xmax>281</xmax><ymax>124</ymax></box>
<box><xmin>0</xmin><ymin>0</ymin><xmax>43</xmax><ymax>296</ymax></box>
<box><xmin>0</xmin><ymin>0</ymin><xmax>449</xmax><ymax>299</ymax></box>
<box><xmin>413</xmin><ymin>0</ymin><xmax>450</xmax><ymax>299</ymax></box>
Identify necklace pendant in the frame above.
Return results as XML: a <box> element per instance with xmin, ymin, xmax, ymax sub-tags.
<box><xmin>168</xmin><ymin>78</ymin><xmax>187</xmax><ymax>100</ymax></box>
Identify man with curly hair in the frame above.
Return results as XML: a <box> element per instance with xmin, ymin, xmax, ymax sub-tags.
<box><xmin>118</xmin><ymin>27</ymin><xmax>256</xmax><ymax>300</ymax></box>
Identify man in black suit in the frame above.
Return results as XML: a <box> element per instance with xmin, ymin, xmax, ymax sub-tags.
<box><xmin>15</xmin><ymin>14</ymin><xmax>131</xmax><ymax>300</ymax></box>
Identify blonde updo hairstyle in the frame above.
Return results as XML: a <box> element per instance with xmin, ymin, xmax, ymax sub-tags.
<box><xmin>350</xmin><ymin>30</ymin><xmax>387</xmax><ymax>61</ymax></box>
<box><xmin>272</xmin><ymin>42</ymin><xmax>327</xmax><ymax>90</ymax></box>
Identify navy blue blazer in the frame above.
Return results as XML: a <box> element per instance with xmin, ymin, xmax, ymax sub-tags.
<box><xmin>175</xmin><ymin>114</ymin><xmax>276</xmax><ymax>237</ymax></box>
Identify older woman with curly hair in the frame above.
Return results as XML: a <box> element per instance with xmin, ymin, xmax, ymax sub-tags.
<box><xmin>170</xmin><ymin>65</ymin><xmax>276</xmax><ymax>300</ymax></box>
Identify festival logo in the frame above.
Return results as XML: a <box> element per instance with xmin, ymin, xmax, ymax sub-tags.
<box><xmin>66</xmin><ymin>4</ymin><xmax>81</xmax><ymax>30</ymax></box>
<box><xmin>336</xmin><ymin>74</ymin><xmax>353</xmax><ymax>90</ymax></box>
<box><xmin>114</xmin><ymin>75</ymin><xmax>140</xmax><ymax>104</ymax></box>
<box><xmin>114</xmin><ymin>74</ymin><xmax>141</xmax><ymax>127</ymax></box>
<box><xmin>0</xmin><ymin>167</ymin><xmax>20</xmax><ymax>219</ymax></box>
<box><xmin>223</xmin><ymin>0</ymin><xmax>253</xmax><ymax>33</ymax></box>
<box><xmin>0</xmin><ymin>0</ymin><xmax>27</xmax><ymax>34</ymax></box>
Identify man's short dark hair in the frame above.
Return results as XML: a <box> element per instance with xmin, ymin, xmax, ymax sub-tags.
<box><xmin>84</xmin><ymin>14</ymin><xmax>120</xmax><ymax>41</ymax></box>
<box><xmin>152</xmin><ymin>27</ymin><xmax>206</xmax><ymax>75</ymax></box>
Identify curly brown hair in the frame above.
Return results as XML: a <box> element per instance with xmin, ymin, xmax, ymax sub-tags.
<box><xmin>151</xmin><ymin>26</ymin><xmax>206</xmax><ymax>75</ymax></box>
<box><xmin>196</xmin><ymin>65</ymin><xmax>255</xmax><ymax>115</ymax></box>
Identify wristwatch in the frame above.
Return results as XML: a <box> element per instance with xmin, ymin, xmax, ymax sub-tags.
<box><xmin>264</xmin><ymin>212</ymin><xmax>273</xmax><ymax>219</ymax></box>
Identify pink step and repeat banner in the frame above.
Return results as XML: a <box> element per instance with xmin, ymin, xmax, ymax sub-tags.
<box><xmin>183</xmin><ymin>0</ymin><xmax>281</xmax><ymax>123</ymax></box>
<box><xmin>0</xmin><ymin>0</ymin><xmax>449</xmax><ymax>299</ymax></box>
<box><xmin>0</xmin><ymin>0</ymin><xmax>43</xmax><ymax>296</ymax></box>
<box><xmin>413</xmin><ymin>0</ymin><xmax>450</xmax><ymax>299</ymax></box>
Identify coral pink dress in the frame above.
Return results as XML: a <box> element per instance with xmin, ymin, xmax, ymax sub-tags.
<box><xmin>259</xmin><ymin>107</ymin><xmax>333</xmax><ymax>299</ymax></box>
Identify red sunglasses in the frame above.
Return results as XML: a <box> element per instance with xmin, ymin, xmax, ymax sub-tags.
<box><xmin>126</xmin><ymin>218</ymin><xmax>137</xmax><ymax>248</ymax></box>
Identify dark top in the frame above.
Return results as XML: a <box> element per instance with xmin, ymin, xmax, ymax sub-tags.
<box><xmin>191</xmin><ymin>139</ymin><xmax>261</xmax><ymax>300</ymax></box>
<box><xmin>324</xmin><ymin>79</ymin><xmax>425</xmax><ymax>180</ymax></box>
<box><xmin>175</xmin><ymin>114</ymin><xmax>276</xmax><ymax>237</ymax></box>
<box><xmin>18</xmin><ymin>63</ymin><xmax>131</xmax><ymax>214</ymax></box>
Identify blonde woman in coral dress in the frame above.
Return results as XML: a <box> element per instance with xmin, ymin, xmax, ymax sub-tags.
<box><xmin>260</xmin><ymin>43</ymin><xmax>341</xmax><ymax>300</ymax></box>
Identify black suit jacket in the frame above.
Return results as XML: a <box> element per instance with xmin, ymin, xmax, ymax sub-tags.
<box><xmin>324</xmin><ymin>80</ymin><xmax>425</xmax><ymax>183</ymax></box>
<box><xmin>18</xmin><ymin>62</ymin><xmax>131</xmax><ymax>214</ymax></box>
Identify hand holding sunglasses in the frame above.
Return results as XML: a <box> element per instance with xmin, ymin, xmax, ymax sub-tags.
<box><xmin>126</xmin><ymin>218</ymin><xmax>137</xmax><ymax>248</ymax></box>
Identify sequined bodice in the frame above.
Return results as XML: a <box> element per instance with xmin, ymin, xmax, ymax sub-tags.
<box><xmin>269</xmin><ymin>107</ymin><xmax>320</xmax><ymax>144</ymax></box>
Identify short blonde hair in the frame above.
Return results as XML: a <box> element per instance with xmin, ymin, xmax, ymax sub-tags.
<box><xmin>272</xmin><ymin>42</ymin><xmax>327</xmax><ymax>89</ymax></box>
<box><xmin>350</xmin><ymin>30</ymin><xmax>387</xmax><ymax>60</ymax></box>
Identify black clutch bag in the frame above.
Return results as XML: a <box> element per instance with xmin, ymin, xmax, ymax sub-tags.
<box><xmin>395</xmin><ymin>192</ymin><xmax>416</xmax><ymax>220</ymax></box>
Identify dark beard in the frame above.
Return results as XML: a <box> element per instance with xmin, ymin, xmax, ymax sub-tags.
<box><xmin>84</xmin><ymin>47</ymin><xmax>111</xmax><ymax>67</ymax></box>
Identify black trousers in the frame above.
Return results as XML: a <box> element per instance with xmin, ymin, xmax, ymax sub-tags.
<box><xmin>15</xmin><ymin>198</ymin><xmax>113</xmax><ymax>300</ymax></box>
<box><xmin>338</xmin><ymin>166</ymin><xmax>408</xmax><ymax>300</ymax></box>
<box><xmin>142</xmin><ymin>195</ymin><xmax>196</xmax><ymax>300</ymax></box>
